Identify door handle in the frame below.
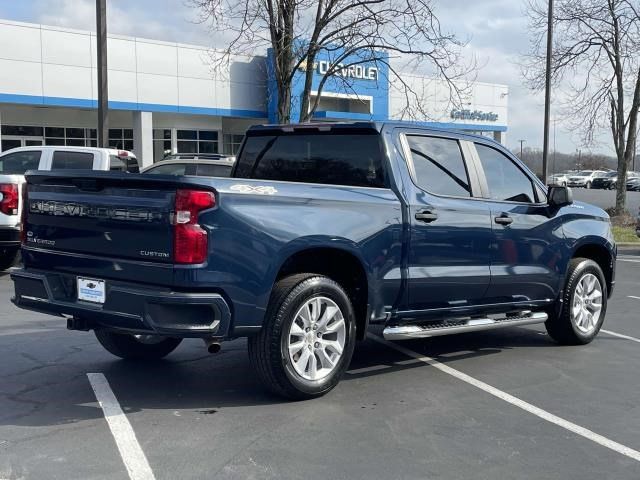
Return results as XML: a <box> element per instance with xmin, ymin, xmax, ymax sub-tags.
<box><xmin>415</xmin><ymin>209</ymin><xmax>438</xmax><ymax>223</ymax></box>
<box><xmin>494</xmin><ymin>214</ymin><xmax>513</xmax><ymax>226</ymax></box>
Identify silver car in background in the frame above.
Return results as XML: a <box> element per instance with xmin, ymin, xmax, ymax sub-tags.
<box><xmin>142</xmin><ymin>154</ymin><xmax>235</xmax><ymax>177</ymax></box>
<box><xmin>547</xmin><ymin>173</ymin><xmax>568</xmax><ymax>186</ymax></box>
<box><xmin>566</xmin><ymin>170</ymin><xmax>607</xmax><ymax>189</ymax></box>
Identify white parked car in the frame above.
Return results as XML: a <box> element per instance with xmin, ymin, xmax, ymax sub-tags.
<box><xmin>547</xmin><ymin>173</ymin><xmax>569</xmax><ymax>186</ymax></box>
<box><xmin>0</xmin><ymin>146</ymin><xmax>139</xmax><ymax>269</ymax></box>
<box><xmin>565</xmin><ymin>170</ymin><xmax>607</xmax><ymax>189</ymax></box>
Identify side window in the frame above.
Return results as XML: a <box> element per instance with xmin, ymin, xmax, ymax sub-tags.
<box><xmin>51</xmin><ymin>151</ymin><xmax>94</xmax><ymax>170</ymax></box>
<box><xmin>0</xmin><ymin>151</ymin><xmax>42</xmax><ymax>174</ymax></box>
<box><xmin>196</xmin><ymin>163</ymin><xmax>233</xmax><ymax>177</ymax></box>
<box><xmin>144</xmin><ymin>163</ymin><xmax>188</xmax><ymax>175</ymax></box>
<box><xmin>475</xmin><ymin>144</ymin><xmax>536</xmax><ymax>203</ymax></box>
<box><xmin>406</xmin><ymin>135</ymin><xmax>471</xmax><ymax>197</ymax></box>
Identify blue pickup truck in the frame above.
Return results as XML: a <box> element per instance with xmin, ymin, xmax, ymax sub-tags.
<box><xmin>11</xmin><ymin>122</ymin><xmax>616</xmax><ymax>399</ymax></box>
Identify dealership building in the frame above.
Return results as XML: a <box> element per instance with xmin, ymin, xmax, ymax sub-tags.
<box><xmin>0</xmin><ymin>19</ymin><xmax>509</xmax><ymax>167</ymax></box>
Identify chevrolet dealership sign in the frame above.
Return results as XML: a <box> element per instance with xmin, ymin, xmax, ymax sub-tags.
<box><xmin>300</xmin><ymin>58</ymin><xmax>378</xmax><ymax>81</ymax></box>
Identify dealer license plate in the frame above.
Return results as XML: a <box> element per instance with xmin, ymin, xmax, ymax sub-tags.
<box><xmin>77</xmin><ymin>277</ymin><xmax>105</xmax><ymax>304</ymax></box>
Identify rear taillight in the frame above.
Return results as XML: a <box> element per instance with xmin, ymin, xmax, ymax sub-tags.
<box><xmin>20</xmin><ymin>183</ymin><xmax>28</xmax><ymax>244</ymax></box>
<box><xmin>173</xmin><ymin>189</ymin><xmax>215</xmax><ymax>264</ymax></box>
<box><xmin>0</xmin><ymin>183</ymin><xmax>19</xmax><ymax>216</ymax></box>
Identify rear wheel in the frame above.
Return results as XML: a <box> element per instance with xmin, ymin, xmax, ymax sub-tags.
<box><xmin>94</xmin><ymin>330</ymin><xmax>182</xmax><ymax>359</ymax></box>
<box><xmin>546</xmin><ymin>258</ymin><xmax>607</xmax><ymax>345</ymax></box>
<box><xmin>248</xmin><ymin>274</ymin><xmax>356</xmax><ymax>400</ymax></box>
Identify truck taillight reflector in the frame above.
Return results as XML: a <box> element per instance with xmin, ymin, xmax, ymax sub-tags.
<box><xmin>0</xmin><ymin>183</ymin><xmax>19</xmax><ymax>215</ymax></box>
<box><xmin>174</xmin><ymin>189</ymin><xmax>215</xmax><ymax>264</ymax></box>
<box><xmin>20</xmin><ymin>183</ymin><xmax>27</xmax><ymax>244</ymax></box>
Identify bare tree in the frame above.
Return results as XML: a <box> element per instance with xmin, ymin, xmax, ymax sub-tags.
<box><xmin>523</xmin><ymin>0</ymin><xmax>640</xmax><ymax>214</ymax></box>
<box><xmin>190</xmin><ymin>0</ymin><xmax>472</xmax><ymax>124</ymax></box>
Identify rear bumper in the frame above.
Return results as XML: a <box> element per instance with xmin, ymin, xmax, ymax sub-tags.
<box><xmin>11</xmin><ymin>268</ymin><xmax>231</xmax><ymax>338</ymax></box>
<box><xmin>0</xmin><ymin>227</ymin><xmax>20</xmax><ymax>247</ymax></box>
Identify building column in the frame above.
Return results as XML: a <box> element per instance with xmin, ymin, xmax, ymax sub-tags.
<box><xmin>133</xmin><ymin>111</ymin><xmax>153</xmax><ymax>168</ymax></box>
<box><xmin>0</xmin><ymin>110</ymin><xmax>3</xmax><ymax>151</ymax></box>
<box><xmin>493</xmin><ymin>130</ymin><xmax>505</xmax><ymax>145</ymax></box>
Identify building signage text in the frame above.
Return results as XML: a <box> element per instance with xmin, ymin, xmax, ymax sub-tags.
<box><xmin>300</xmin><ymin>59</ymin><xmax>378</xmax><ymax>81</ymax></box>
<box><xmin>451</xmin><ymin>109</ymin><xmax>499</xmax><ymax>122</ymax></box>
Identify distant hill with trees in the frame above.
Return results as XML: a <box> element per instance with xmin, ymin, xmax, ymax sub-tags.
<box><xmin>511</xmin><ymin>146</ymin><xmax>627</xmax><ymax>177</ymax></box>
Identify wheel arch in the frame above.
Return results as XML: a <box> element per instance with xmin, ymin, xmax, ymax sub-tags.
<box><xmin>572</xmin><ymin>242</ymin><xmax>615</xmax><ymax>296</ymax></box>
<box><xmin>273</xmin><ymin>246</ymin><xmax>371</xmax><ymax>340</ymax></box>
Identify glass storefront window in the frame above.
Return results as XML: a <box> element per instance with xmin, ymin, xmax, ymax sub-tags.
<box><xmin>176</xmin><ymin>130</ymin><xmax>219</xmax><ymax>154</ymax></box>
<box><xmin>153</xmin><ymin>129</ymin><xmax>172</xmax><ymax>162</ymax></box>
<box><xmin>223</xmin><ymin>134</ymin><xmax>244</xmax><ymax>155</ymax></box>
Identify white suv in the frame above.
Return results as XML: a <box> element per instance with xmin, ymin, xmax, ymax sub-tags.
<box><xmin>0</xmin><ymin>146</ymin><xmax>139</xmax><ymax>269</ymax></box>
<box><xmin>566</xmin><ymin>170</ymin><xmax>607</xmax><ymax>189</ymax></box>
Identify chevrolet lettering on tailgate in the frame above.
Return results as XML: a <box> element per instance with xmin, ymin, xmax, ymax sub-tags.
<box><xmin>29</xmin><ymin>200</ymin><xmax>165</xmax><ymax>222</ymax></box>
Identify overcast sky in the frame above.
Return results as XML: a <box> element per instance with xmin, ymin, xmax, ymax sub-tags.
<box><xmin>0</xmin><ymin>0</ymin><xmax>608</xmax><ymax>155</ymax></box>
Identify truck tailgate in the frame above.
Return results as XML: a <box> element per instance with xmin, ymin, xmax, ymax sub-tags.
<box><xmin>23</xmin><ymin>171</ymin><xmax>215</xmax><ymax>284</ymax></box>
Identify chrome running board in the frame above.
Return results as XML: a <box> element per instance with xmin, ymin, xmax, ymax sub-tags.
<box><xmin>382</xmin><ymin>311</ymin><xmax>548</xmax><ymax>341</ymax></box>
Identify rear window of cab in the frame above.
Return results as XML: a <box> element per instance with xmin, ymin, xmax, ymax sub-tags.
<box><xmin>234</xmin><ymin>133</ymin><xmax>386</xmax><ymax>188</ymax></box>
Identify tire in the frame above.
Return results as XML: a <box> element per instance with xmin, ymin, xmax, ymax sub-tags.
<box><xmin>0</xmin><ymin>247</ymin><xmax>20</xmax><ymax>270</ymax></box>
<box><xmin>545</xmin><ymin>258</ymin><xmax>607</xmax><ymax>345</ymax></box>
<box><xmin>94</xmin><ymin>330</ymin><xmax>182</xmax><ymax>360</ymax></box>
<box><xmin>585</xmin><ymin>181</ymin><xmax>592</xmax><ymax>189</ymax></box>
<box><xmin>248</xmin><ymin>274</ymin><xmax>357</xmax><ymax>400</ymax></box>
<box><xmin>562</xmin><ymin>182</ymin><xmax>567</xmax><ymax>187</ymax></box>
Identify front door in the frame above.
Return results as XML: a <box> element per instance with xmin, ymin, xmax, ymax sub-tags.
<box><xmin>472</xmin><ymin>141</ymin><xmax>563</xmax><ymax>304</ymax></box>
<box><xmin>401</xmin><ymin>132</ymin><xmax>493</xmax><ymax>313</ymax></box>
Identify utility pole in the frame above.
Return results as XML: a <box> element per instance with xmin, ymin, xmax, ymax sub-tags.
<box><xmin>96</xmin><ymin>0</ymin><xmax>108</xmax><ymax>147</ymax></box>
<box><xmin>542</xmin><ymin>0</ymin><xmax>554</xmax><ymax>181</ymax></box>
<box><xmin>518</xmin><ymin>139</ymin><xmax>526</xmax><ymax>158</ymax></box>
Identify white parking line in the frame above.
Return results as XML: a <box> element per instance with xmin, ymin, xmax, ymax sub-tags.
<box><xmin>618</xmin><ymin>257</ymin><xmax>640</xmax><ymax>263</ymax></box>
<box><xmin>368</xmin><ymin>334</ymin><xmax>640</xmax><ymax>463</ymax></box>
<box><xmin>87</xmin><ymin>373</ymin><xmax>156</xmax><ymax>480</ymax></box>
<box><xmin>601</xmin><ymin>329</ymin><xmax>640</xmax><ymax>344</ymax></box>
<box><xmin>628</xmin><ymin>295</ymin><xmax>640</xmax><ymax>300</ymax></box>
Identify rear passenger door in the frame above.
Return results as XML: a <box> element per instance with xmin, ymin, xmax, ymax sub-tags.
<box><xmin>400</xmin><ymin>132</ymin><xmax>493</xmax><ymax>312</ymax></box>
<box><xmin>472</xmin><ymin>142</ymin><xmax>563</xmax><ymax>305</ymax></box>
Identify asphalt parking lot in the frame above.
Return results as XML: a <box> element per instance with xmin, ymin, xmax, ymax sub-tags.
<box><xmin>1</xmin><ymin>256</ymin><xmax>639</xmax><ymax>479</ymax></box>
<box><xmin>572</xmin><ymin>188</ymin><xmax>640</xmax><ymax>214</ymax></box>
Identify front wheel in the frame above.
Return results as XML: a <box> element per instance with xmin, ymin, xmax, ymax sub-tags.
<box><xmin>545</xmin><ymin>258</ymin><xmax>607</xmax><ymax>345</ymax></box>
<box><xmin>248</xmin><ymin>274</ymin><xmax>356</xmax><ymax>400</ymax></box>
<box><xmin>94</xmin><ymin>330</ymin><xmax>182</xmax><ymax>359</ymax></box>
<box><xmin>585</xmin><ymin>181</ymin><xmax>592</xmax><ymax>189</ymax></box>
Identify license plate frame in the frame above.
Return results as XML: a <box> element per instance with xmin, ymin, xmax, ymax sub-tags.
<box><xmin>77</xmin><ymin>277</ymin><xmax>106</xmax><ymax>304</ymax></box>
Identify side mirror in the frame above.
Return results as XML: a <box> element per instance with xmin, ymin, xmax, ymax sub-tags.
<box><xmin>548</xmin><ymin>185</ymin><xmax>573</xmax><ymax>207</ymax></box>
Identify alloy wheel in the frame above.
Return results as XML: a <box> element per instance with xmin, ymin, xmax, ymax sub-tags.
<box><xmin>571</xmin><ymin>273</ymin><xmax>603</xmax><ymax>334</ymax></box>
<box><xmin>287</xmin><ymin>296</ymin><xmax>346</xmax><ymax>381</ymax></box>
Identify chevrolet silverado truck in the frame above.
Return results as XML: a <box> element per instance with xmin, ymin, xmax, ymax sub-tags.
<box><xmin>11</xmin><ymin>123</ymin><xmax>616</xmax><ymax>399</ymax></box>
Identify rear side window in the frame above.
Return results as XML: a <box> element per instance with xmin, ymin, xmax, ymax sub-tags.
<box><xmin>0</xmin><ymin>150</ymin><xmax>41</xmax><ymax>174</ymax></box>
<box><xmin>51</xmin><ymin>151</ymin><xmax>94</xmax><ymax>170</ymax></box>
<box><xmin>406</xmin><ymin>135</ymin><xmax>471</xmax><ymax>197</ymax></box>
<box><xmin>475</xmin><ymin>143</ymin><xmax>535</xmax><ymax>203</ymax></box>
<box><xmin>109</xmin><ymin>155</ymin><xmax>139</xmax><ymax>173</ymax></box>
<box><xmin>144</xmin><ymin>163</ymin><xmax>188</xmax><ymax>175</ymax></box>
<box><xmin>196</xmin><ymin>163</ymin><xmax>233</xmax><ymax>177</ymax></box>
<box><xmin>235</xmin><ymin>133</ymin><xmax>385</xmax><ymax>188</ymax></box>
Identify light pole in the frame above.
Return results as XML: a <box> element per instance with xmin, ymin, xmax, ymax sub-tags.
<box><xmin>518</xmin><ymin>139</ymin><xmax>526</xmax><ymax>158</ymax></box>
<box><xmin>542</xmin><ymin>0</ymin><xmax>554</xmax><ymax>181</ymax></box>
<box><xmin>96</xmin><ymin>0</ymin><xmax>108</xmax><ymax>147</ymax></box>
